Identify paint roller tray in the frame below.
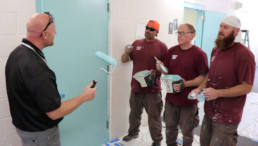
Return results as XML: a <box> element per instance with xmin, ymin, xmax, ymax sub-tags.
<box><xmin>133</xmin><ymin>70</ymin><xmax>155</xmax><ymax>88</ymax></box>
<box><xmin>161</xmin><ymin>75</ymin><xmax>182</xmax><ymax>93</ymax></box>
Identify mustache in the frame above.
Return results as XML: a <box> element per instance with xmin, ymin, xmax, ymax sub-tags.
<box><xmin>218</xmin><ymin>32</ymin><xmax>225</xmax><ymax>36</ymax></box>
<box><xmin>215</xmin><ymin>31</ymin><xmax>235</xmax><ymax>50</ymax></box>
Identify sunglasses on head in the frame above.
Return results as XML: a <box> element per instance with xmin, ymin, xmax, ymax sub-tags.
<box><xmin>43</xmin><ymin>12</ymin><xmax>54</xmax><ymax>31</ymax></box>
<box><xmin>146</xmin><ymin>26</ymin><xmax>156</xmax><ymax>31</ymax></box>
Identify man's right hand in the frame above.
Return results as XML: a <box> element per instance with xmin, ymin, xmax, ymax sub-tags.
<box><xmin>125</xmin><ymin>44</ymin><xmax>133</xmax><ymax>54</ymax></box>
<box><xmin>121</xmin><ymin>44</ymin><xmax>133</xmax><ymax>63</ymax></box>
<box><xmin>82</xmin><ymin>81</ymin><xmax>96</xmax><ymax>102</ymax></box>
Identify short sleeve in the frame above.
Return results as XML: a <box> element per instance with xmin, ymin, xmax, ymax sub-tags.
<box><xmin>196</xmin><ymin>50</ymin><xmax>209</xmax><ymax>75</ymax></box>
<box><xmin>236</xmin><ymin>50</ymin><xmax>256</xmax><ymax>85</ymax></box>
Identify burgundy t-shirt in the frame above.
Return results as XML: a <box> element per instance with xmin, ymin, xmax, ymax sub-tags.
<box><xmin>129</xmin><ymin>39</ymin><xmax>168</xmax><ymax>93</ymax></box>
<box><xmin>205</xmin><ymin>43</ymin><xmax>256</xmax><ymax>124</ymax></box>
<box><xmin>164</xmin><ymin>45</ymin><xmax>209</xmax><ymax>106</ymax></box>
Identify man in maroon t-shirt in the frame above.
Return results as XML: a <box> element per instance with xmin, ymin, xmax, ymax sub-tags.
<box><xmin>191</xmin><ymin>16</ymin><xmax>256</xmax><ymax>146</ymax></box>
<box><xmin>156</xmin><ymin>23</ymin><xmax>209</xmax><ymax>146</ymax></box>
<box><xmin>121</xmin><ymin>20</ymin><xmax>168</xmax><ymax>146</ymax></box>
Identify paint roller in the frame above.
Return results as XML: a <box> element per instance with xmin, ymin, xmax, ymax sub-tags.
<box><xmin>91</xmin><ymin>51</ymin><xmax>117</xmax><ymax>88</ymax></box>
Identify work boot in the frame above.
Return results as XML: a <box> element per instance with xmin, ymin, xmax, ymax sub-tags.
<box><xmin>122</xmin><ymin>133</ymin><xmax>139</xmax><ymax>142</ymax></box>
<box><xmin>151</xmin><ymin>141</ymin><xmax>161</xmax><ymax>146</ymax></box>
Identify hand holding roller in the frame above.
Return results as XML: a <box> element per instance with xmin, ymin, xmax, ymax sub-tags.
<box><xmin>91</xmin><ymin>51</ymin><xmax>117</xmax><ymax>88</ymax></box>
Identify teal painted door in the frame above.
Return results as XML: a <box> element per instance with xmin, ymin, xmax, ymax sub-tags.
<box><xmin>195</xmin><ymin>10</ymin><xmax>204</xmax><ymax>48</ymax></box>
<box><xmin>36</xmin><ymin>0</ymin><xmax>109</xmax><ymax>145</ymax></box>
<box><xmin>201</xmin><ymin>11</ymin><xmax>226</xmax><ymax>62</ymax></box>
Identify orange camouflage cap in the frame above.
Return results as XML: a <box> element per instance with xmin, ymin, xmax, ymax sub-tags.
<box><xmin>147</xmin><ymin>20</ymin><xmax>160</xmax><ymax>30</ymax></box>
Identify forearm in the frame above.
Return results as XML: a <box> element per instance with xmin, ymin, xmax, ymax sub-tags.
<box><xmin>196</xmin><ymin>75</ymin><xmax>208</xmax><ymax>90</ymax></box>
<box><xmin>121</xmin><ymin>52</ymin><xmax>130</xmax><ymax>63</ymax></box>
<box><xmin>216</xmin><ymin>82</ymin><xmax>252</xmax><ymax>98</ymax></box>
<box><xmin>46</xmin><ymin>95</ymin><xmax>85</xmax><ymax>120</ymax></box>
<box><xmin>184</xmin><ymin>74</ymin><xmax>207</xmax><ymax>87</ymax></box>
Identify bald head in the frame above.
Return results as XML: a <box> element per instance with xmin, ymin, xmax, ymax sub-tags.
<box><xmin>26</xmin><ymin>13</ymin><xmax>50</xmax><ymax>37</ymax></box>
<box><xmin>26</xmin><ymin>13</ymin><xmax>56</xmax><ymax>50</ymax></box>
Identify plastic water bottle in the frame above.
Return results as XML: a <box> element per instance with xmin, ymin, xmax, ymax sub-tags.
<box><xmin>198</xmin><ymin>92</ymin><xmax>206</xmax><ymax>101</ymax></box>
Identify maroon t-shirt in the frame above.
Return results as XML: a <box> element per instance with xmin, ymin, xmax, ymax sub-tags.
<box><xmin>129</xmin><ymin>39</ymin><xmax>168</xmax><ymax>93</ymax></box>
<box><xmin>164</xmin><ymin>45</ymin><xmax>209</xmax><ymax>106</ymax></box>
<box><xmin>205</xmin><ymin>43</ymin><xmax>256</xmax><ymax>124</ymax></box>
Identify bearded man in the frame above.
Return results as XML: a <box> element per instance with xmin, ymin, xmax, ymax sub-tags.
<box><xmin>191</xmin><ymin>16</ymin><xmax>256</xmax><ymax>146</ymax></box>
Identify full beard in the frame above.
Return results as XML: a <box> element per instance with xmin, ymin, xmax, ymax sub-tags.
<box><xmin>215</xmin><ymin>31</ymin><xmax>235</xmax><ymax>50</ymax></box>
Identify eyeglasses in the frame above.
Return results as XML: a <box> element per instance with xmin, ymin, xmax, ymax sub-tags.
<box><xmin>43</xmin><ymin>12</ymin><xmax>54</xmax><ymax>31</ymax></box>
<box><xmin>146</xmin><ymin>26</ymin><xmax>156</xmax><ymax>31</ymax></box>
<box><xmin>175</xmin><ymin>31</ymin><xmax>193</xmax><ymax>36</ymax></box>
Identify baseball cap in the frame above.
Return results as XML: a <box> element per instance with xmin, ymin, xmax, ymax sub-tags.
<box><xmin>221</xmin><ymin>16</ymin><xmax>241</xmax><ymax>28</ymax></box>
<box><xmin>147</xmin><ymin>20</ymin><xmax>160</xmax><ymax>30</ymax></box>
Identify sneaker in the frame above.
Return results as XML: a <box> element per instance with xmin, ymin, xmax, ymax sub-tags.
<box><xmin>151</xmin><ymin>142</ymin><xmax>161</xmax><ymax>146</ymax></box>
<box><xmin>122</xmin><ymin>133</ymin><xmax>139</xmax><ymax>142</ymax></box>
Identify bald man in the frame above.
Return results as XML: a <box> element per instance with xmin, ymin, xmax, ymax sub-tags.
<box><xmin>5</xmin><ymin>12</ymin><xmax>96</xmax><ymax>146</ymax></box>
<box><xmin>191</xmin><ymin>16</ymin><xmax>255</xmax><ymax>146</ymax></box>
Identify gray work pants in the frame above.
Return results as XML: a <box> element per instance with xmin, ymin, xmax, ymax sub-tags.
<box><xmin>128</xmin><ymin>91</ymin><xmax>163</xmax><ymax>143</ymax></box>
<box><xmin>164</xmin><ymin>101</ymin><xmax>199</xmax><ymax>146</ymax></box>
<box><xmin>16</xmin><ymin>126</ymin><xmax>61</xmax><ymax>146</ymax></box>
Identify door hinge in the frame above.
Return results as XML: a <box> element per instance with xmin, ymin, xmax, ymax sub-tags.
<box><xmin>107</xmin><ymin>2</ymin><xmax>110</xmax><ymax>12</ymax></box>
<box><xmin>106</xmin><ymin>120</ymin><xmax>109</xmax><ymax>129</ymax></box>
<box><xmin>201</xmin><ymin>16</ymin><xmax>205</xmax><ymax>22</ymax></box>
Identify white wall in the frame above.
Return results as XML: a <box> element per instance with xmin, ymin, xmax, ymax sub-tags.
<box><xmin>235</xmin><ymin>0</ymin><xmax>258</xmax><ymax>92</ymax></box>
<box><xmin>236</xmin><ymin>0</ymin><xmax>258</xmax><ymax>64</ymax></box>
<box><xmin>109</xmin><ymin>0</ymin><xmax>184</xmax><ymax>139</ymax></box>
<box><xmin>108</xmin><ymin>0</ymin><xmax>239</xmax><ymax>140</ymax></box>
<box><xmin>0</xmin><ymin>0</ymin><xmax>35</xmax><ymax>145</ymax></box>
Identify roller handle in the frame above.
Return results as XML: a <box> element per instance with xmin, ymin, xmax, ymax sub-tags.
<box><xmin>91</xmin><ymin>80</ymin><xmax>97</xmax><ymax>88</ymax></box>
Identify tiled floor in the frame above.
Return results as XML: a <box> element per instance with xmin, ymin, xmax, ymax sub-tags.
<box><xmin>106</xmin><ymin>124</ymin><xmax>258</xmax><ymax>146</ymax></box>
<box><xmin>113</xmin><ymin>124</ymin><xmax>200</xmax><ymax>146</ymax></box>
<box><xmin>105</xmin><ymin>92</ymin><xmax>258</xmax><ymax>146</ymax></box>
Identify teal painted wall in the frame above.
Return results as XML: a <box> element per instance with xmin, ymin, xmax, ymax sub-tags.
<box><xmin>202</xmin><ymin>11</ymin><xmax>226</xmax><ymax>62</ymax></box>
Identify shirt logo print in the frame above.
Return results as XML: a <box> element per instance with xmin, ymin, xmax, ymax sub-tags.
<box><xmin>172</xmin><ymin>55</ymin><xmax>177</xmax><ymax>59</ymax></box>
<box><xmin>136</xmin><ymin>46</ymin><xmax>143</xmax><ymax>50</ymax></box>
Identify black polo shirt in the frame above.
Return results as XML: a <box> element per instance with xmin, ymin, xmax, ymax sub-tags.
<box><xmin>5</xmin><ymin>38</ymin><xmax>63</xmax><ymax>131</ymax></box>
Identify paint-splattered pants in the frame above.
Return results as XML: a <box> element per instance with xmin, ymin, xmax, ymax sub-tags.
<box><xmin>164</xmin><ymin>101</ymin><xmax>199</xmax><ymax>146</ymax></box>
<box><xmin>200</xmin><ymin>115</ymin><xmax>238</xmax><ymax>146</ymax></box>
<box><xmin>128</xmin><ymin>91</ymin><xmax>163</xmax><ymax>143</ymax></box>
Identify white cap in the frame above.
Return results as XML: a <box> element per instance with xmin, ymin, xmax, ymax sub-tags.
<box><xmin>221</xmin><ymin>16</ymin><xmax>241</xmax><ymax>28</ymax></box>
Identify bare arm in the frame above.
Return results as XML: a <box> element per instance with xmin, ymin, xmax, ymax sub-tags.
<box><xmin>183</xmin><ymin>74</ymin><xmax>207</xmax><ymax>87</ymax></box>
<box><xmin>173</xmin><ymin>74</ymin><xmax>207</xmax><ymax>92</ymax></box>
<box><xmin>46</xmin><ymin>82</ymin><xmax>96</xmax><ymax>120</ymax></box>
<box><xmin>121</xmin><ymin>52</ymin><xmax>130</xmax><ymax>63</ymax></box>
<box><xmin>203</xmin><ymin>82</ymin><xmax>252</xmax><ymax>101</ymax></box>
<box><xmin>121</xmin><ymin>45</ymin><xmax>132</xmax><ymax>63</ymax></box>
<box><xmin>190</xmin><ymin>75</ymin><xmax>208</xmax><ymax>95</ymax></box>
